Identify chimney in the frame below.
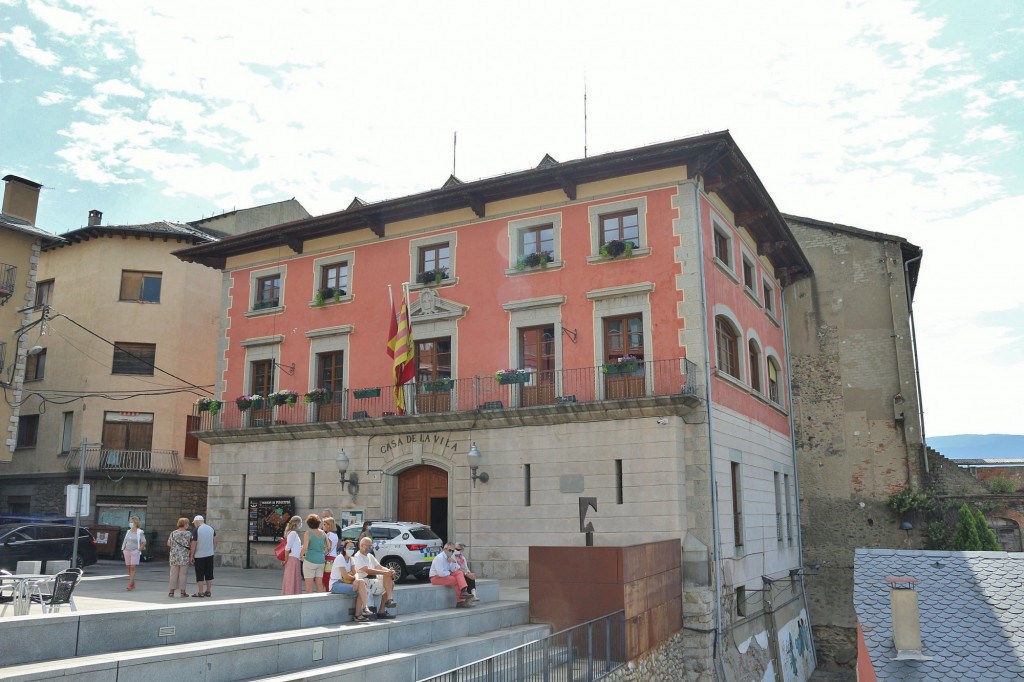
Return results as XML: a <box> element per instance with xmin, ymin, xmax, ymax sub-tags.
<box><xmin>887</xmin><ymin>576</ymin><xmax>930</xmax><ymax>660</ymax></box>
<box><xmin>88</xmin><ymin>209</ymin><xmax>103</xmax><ymax>227</ymax></box>
<box><xmin>2</xmin><ymin>174</ymin><xmax>43</xmax><ymax>226</ymax></box>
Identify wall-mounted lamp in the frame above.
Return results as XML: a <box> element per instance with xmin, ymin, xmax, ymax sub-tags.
<box><xmin>336</xmin><ymin>449</ymin><xmax>359</xmax><ymax>496</ymax></box>
<box><xmin>467</xmin><ymin>442</ymin><xmax>488</xmax><ymax>488</ymax></box>
<box><xmin>27</xmin><ymin>345</ymin><xmax>45</xmax><ymax>356</ymax></box>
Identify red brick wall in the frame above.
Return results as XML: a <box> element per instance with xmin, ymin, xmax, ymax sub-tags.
<box><xmin>529</xmin><ymin>540</ymin><xmax>682</xmax><ymax>659</ymax></box>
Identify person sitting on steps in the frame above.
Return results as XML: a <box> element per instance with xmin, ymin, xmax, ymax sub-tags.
<box><xmin>351</xmin><ymin>536</ymin><xmax>397</xmax><ymax>619</ymax></box>
<box><xmin>429</xmin><ymin>543</ymin><xmax>472</xmax><ymax>608</ymax></box>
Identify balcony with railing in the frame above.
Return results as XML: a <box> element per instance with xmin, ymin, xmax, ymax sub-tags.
<box><xmin>0</xmin><ymin>263</ymin><xmax>16</xmax><ymax>306</ymax></box>
<box><xmin>192</xmin><ymin>357</ymin><xmax>699</xmax><ymax>432</ymax></box>
<box><xmin>65</xmin><ymin>444</ymin><xmax>182</xmax><ymax>475</ymax></box>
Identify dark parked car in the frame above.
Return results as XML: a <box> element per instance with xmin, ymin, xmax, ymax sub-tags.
<box><xmin>0</xmin><ymin>523</ymin><xmax>98</xmax><ymax>571</ymax></box>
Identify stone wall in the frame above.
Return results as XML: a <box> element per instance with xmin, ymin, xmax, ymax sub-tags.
<box><xmin>0</xmin><ymin>473</ymin><xmax>207</xmax><ymax>559</ymax></box>
<box><xmin>783</xmin><ymin>217</ymin><xmax>925</xmax><ymax>672</ymax></box>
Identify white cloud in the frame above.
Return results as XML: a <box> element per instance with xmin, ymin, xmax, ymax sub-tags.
<box><xmin>62</xmin><ymin>65</ymin><xmax>97</xmax><ymax>80</ymax></box>
<box><xmin>0</xmin><ymin>25</ymin><xmax>59</xmax><ymax>67</ymax></box>
<box><xmin>26</xmin><ymin>0</ymin><xmax>92</xmax><ymax>37</ymax></box>
<box><xmin>37</xmin><ymin>90</ymin><xmax>69</xmax><ymax>105</ymax></box>
<box><xmin>94</xmin><ymin>79</ymin><xmax>144</xmax><ymax>98</ymax></box>
<box><xmin>102</xmin><ymin>43</ymin><xmax>124</xmax><ymax>60</ymax></box>
<box><xmin>965</xmin><ymin>124</ymin><xmax>1014</xmax><ymax>144</ymax></box>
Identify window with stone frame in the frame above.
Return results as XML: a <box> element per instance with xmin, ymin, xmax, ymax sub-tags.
<box><xmin>715</xmin><ymin>317</ymin><xmax>740</xmax><ymax>379</ymax></box>
<box><xmin>250</xmin><ymin>359</ymin><xmax>274</xmax><ymax>396</ymax></box>
<box><xmin>748</xmin><ymin>340</ymin><xmax>762</xmax><ymax>392</ymax></box>
<box><xmin>767</xmin><ymin>358</ymin><xmax>781</xmax><ymax>404</ymax></box>
<box><xmin>254</xmin><ymin>274</ymin><xmax>281</xmax><ymax>310</ymax></box>
<box><xmin>319</xmin><ymin>262</ymin><xmax>349</xmax><ymax>296</ymax></box>
<box><xmin>599</xmin><ymin>210</ymin><xmax>640</xmax><ymax>248</ymax></box>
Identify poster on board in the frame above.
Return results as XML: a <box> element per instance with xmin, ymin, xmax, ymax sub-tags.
<box><xmin>248</xmin><ymin>497</ymin><xmax>295</xmax><ymax>541</ymax></box>
<box><xmin>338</xmin><ymin>510</ymin><xmax>364</xmax><ymax>529</ymax></box>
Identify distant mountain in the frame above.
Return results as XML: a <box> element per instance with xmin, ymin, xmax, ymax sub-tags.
<box><xmin>929</xmin><ymin>434</ymin><xmax>1024</xmax><ymax>459</ymax></box>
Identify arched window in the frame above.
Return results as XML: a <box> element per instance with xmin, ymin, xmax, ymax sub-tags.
<box><xmin>767</xmin><ymin>357</ymin><xmax>781</xmax><ymax>404</ymax></box>
<box><xmin>715</xmin><ymin>316</ymin><xmax>740</xmax><ymax>379</ymax></box>
<box><xmin>748</xmin><ymin>340</ymin><xmax>762</xmax><ymax>392</ymax></box>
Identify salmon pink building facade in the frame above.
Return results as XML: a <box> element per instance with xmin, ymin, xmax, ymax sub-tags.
<box><xmin>179</xmin><ymin>131</ymin><xmax>815</xmax><ymax>681</ymax></box>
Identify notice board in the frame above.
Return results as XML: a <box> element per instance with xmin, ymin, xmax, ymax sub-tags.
<box><xmin>248</xmin><ymin>497</ymin><xmax>295</xmax><ymax>541</ymax></box>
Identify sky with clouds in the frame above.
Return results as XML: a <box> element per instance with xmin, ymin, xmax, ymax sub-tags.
<box><xmin>1</xmin><ymin>0</ymin><xmax>1021</xmax><ymax>437</ymax></box>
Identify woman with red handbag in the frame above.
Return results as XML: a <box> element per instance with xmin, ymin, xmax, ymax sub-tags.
<box><xmin>280</xmin><ymin>515</ymin><xmax>303</xmax><ymax>595</ymax></box>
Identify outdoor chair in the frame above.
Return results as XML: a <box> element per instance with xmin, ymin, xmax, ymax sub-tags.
<box><xmin>28</xmin><ymin>567</ymin><xmax>83</xmax><ymax>614</ymax></box>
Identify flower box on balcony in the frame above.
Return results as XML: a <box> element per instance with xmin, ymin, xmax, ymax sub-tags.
<box><xmin>303</xmin><ymin>389</ymin><xmax>331</xmax><ymax>404</ymax></box>
<box><xmin>601</xmin><ymin>356</ymin><xmax>640</xmax><ymax>374</ymax></box>
<box><xmin>196</xmin><ymin>398</ymin><xmax>222</xmax><ymax>415</ymax></box>
<box><xmin>495</xmin><ymin>369</ymin><xmax>531</xmax><ymax>385</ymax></box>
<box><xmin>353</xmin><ymin>388</ymin><xmax>382</xmax><ymax>400</ymax></box>
<box><xmin>236</xmin><ymin>395</ymin><xmax>264</xmax><ymax>411</ymax></box>
<box><xmin>420</xmin><ymin>378</ymin><xmax>454</xmax><ymax>393</ymax></box>
<box><xmin>269</xmin><ymin>390</ymin><xmax>299</xmax><ymax>406</ymax></box>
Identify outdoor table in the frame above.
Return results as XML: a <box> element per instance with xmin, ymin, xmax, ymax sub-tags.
<box><xmin>0</xmin><ymin>574</ymin><xmax>50</xmax><ymax>616</ymax></box>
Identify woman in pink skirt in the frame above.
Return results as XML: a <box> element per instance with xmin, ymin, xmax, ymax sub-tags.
<box><xmin>280</xmin><ymin>515</ymin><xmax>303</xmax><ymax>595</ymax></box>
<box><xmin>121</xmin><ymin>516</ymin><xmax>146</xmax><ymax>591</ymax></box>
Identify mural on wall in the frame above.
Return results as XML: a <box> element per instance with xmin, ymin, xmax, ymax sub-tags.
<box><xmin>779</xmin><ymin>610</ymin><xmax>815</xmax><ymax>682</ymax></box>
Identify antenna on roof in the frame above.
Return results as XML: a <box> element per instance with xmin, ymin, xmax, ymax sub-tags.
<box><xmin>453</xmin><ymin>131</ymin><xmax>457</xmax><ymax>176</ymax></box>
<box><xmin>583</xmin><ymin>71</ymin><xmax>588</xmax><ymax>158</ymax></box>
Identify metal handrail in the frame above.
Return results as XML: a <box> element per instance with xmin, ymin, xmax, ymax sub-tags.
<box><xmin>194</xmin><ymin>357</ymin><xmax>700</xmax><ymax>431</ymax></box>
<box><xmin>65</xmin><ymin>444</ymin><xmax>181</xmax><ymax>475</ymax></box>
<box><xmin>417</xmin><ymin>610</ymin><xmax>626</xmax><ymax>682</ymax></box>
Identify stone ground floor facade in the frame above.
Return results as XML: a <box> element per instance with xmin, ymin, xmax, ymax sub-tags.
<box><xmin>0</xmin><ymin>472</ymin><xmax>208</xmax><ymax>558</ymax></box>
<box><xmin>198</xmin><ymin>397</ymin><xmax>813</xmax><ymax>681</ymax></box>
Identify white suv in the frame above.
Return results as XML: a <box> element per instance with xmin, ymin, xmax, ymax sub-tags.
<box><xmin>340</xmin><ymin>521</ymin><xmax>443</xmax><ymax>582</ymax></box>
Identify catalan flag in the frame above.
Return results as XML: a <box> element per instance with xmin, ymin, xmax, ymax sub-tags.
<box><xmin>388</xmin><ymin>292</ymin><xmax>415</xmax><ymax>414</ymax></box>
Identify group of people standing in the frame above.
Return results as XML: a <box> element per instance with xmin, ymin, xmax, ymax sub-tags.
<box><xmin>118</xmin><ymin>513</ymin><xmax>217</xmax><ymax>597</ymax></box>
<box><xmin>280</xmin><ymin>514</ymin><xmax>397</xmax><ymax>621</ymax></box>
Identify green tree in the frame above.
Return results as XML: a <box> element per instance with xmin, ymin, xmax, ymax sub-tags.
<box><xmin>951</xmin><ymin>504</ymin><xmax>982</xmax><ymax>551</ymax></box>
<box><xmin>974</xmin><ymin>508</ymin><xmax>1001</xmax><ymax>551</ymax></box>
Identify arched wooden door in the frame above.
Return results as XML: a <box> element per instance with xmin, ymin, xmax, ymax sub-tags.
<box><xmin>397</xmin><ymin>465</ymin><xmax>449</xmax><ymax>543</ymax></box>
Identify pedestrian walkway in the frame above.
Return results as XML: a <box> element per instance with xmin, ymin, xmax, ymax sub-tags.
<box><xmin>1</xmin><ymin>559</ymin><xmax>529</xmax><ymax>617</ymax></box>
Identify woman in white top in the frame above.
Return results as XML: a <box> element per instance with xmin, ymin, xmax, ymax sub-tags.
<box><xmin>280</xmin><ymin>515</ymin><xmax>303</xmax><ymax>595</ymax></box>
<box><xmin>321</xmin><ymin>517</ymin><xmax>339</xmax><ymax>591</ymax></box>
<box><xmin>329</xmin><ymin>539</ymin><xmax>370</xmax><ymax>621</ymax></box>
<box><xmin>121</xmin><ymin>515</ymin><xmax>146</xmax><ymax>591</ymax></box>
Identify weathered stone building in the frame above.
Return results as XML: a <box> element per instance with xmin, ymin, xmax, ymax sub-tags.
<box><xmin>782</xmin><ymin>215</ymin><xmax>924</xmax><ymax>670</ymax></box>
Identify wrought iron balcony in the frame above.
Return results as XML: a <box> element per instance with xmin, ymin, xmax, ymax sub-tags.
<box><xmin>193</xmin><ymin>357</ymin><xmax>699</xmax><ymax>432</ymax></box>
<box><xmin>65</xmin><ymin>444</ymin><xmax>182</xmax><ymax>475</ymax></box>
<box><xmin>0</xmin><ymin>263</ymin><xmax>16</xmax><ymax>305</ymax></box>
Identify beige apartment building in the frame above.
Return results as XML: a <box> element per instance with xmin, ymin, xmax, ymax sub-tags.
<box><xmin>1</xmin><ymin>198</ymin><xmax>310</xmax><ymax>545</ymax></box>
<box><xmin>1</xmin><ymin>175</ymin><xmax>63</xmax><ymax>464</ymax></box>
<box><xmin>1</xmin><ymin>212</ymin><xmax>220</xmax><ymax>533</ymax></box>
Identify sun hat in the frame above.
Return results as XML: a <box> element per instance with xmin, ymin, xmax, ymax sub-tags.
<box><xmin>193</xmin><ymin>515</ymin><xmax>204</xmax><ymax>523</ymax></box>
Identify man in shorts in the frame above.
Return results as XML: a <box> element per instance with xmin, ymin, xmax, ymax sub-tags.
<box><xmin>189</xmin><ymin>514</ymin><xmax>217</xmax><ymax>598</ymax></box>
<box><xmin>351</xmin><ymin>536</ymin><xmax>397</xmax><ymax>618</ymax></box>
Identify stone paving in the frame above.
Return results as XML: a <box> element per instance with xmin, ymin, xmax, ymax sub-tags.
<box><xmin>1</xmin><ymin>558</ymin><xmax>529</xmax><ymax>617</ymax></box>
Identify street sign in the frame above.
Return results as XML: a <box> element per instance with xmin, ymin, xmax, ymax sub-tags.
<box><xmin>65</xmin><ymin>484</ymin><xmax>91</xmax><ymax>517</ymax></box>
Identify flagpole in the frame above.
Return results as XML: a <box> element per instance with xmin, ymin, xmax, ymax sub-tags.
<box><xmin>387</xmin><ymin>284</ymin><xmax>394</xmax><ymax>311</ymax></box>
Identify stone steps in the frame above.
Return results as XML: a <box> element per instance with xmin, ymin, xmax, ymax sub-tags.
<box><xmin>0</xmin><ymin>581</ymin><xmax>549</xmax><ymax>681</ymax></box>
